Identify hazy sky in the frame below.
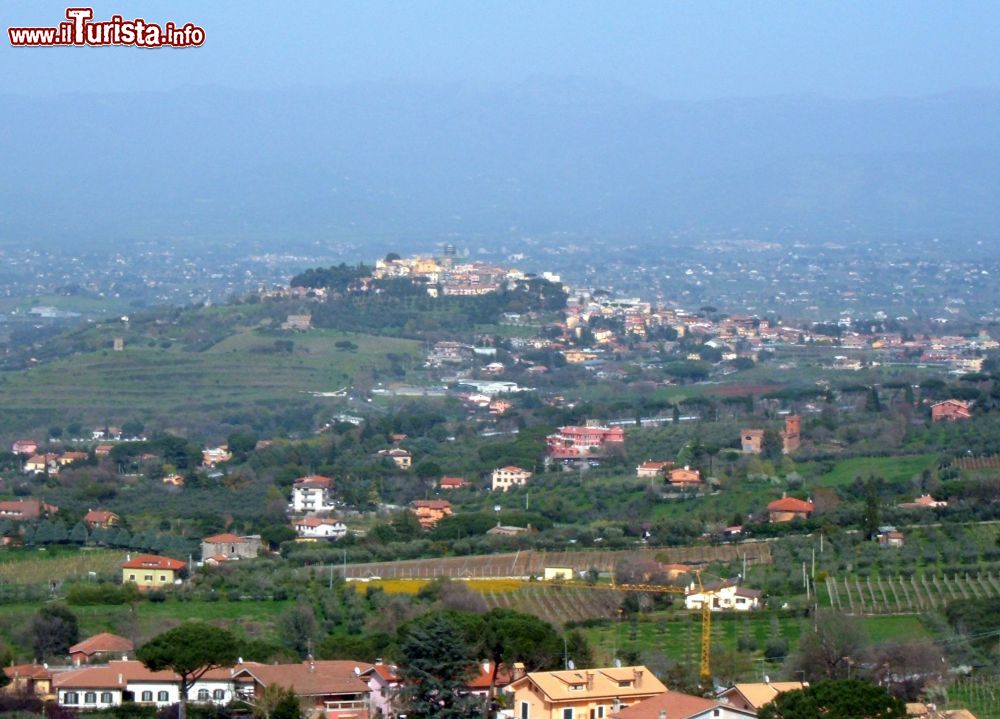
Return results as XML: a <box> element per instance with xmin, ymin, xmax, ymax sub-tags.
<box><xmin>3</xmin><ymin>0</ymin><xmax>999</xmax><ymax>99</ymax></box>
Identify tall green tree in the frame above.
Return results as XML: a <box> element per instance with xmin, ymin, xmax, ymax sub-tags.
<box><xmin>137</xmin><ymin>623</ymin><xmax>239</xmax><ymax>719</ymax></box>
<box><xmin>865</xmin><ymin>387</ymin><xmax>882</xmax><ymax>413</ymax></box>
<box><xmin>762</xmin><ymin>428</ymin><xmax>784</xmax><ymax>461</ymax></box>
<box><xmin>758</xmin><ymin>679</ymin><xmax>905</xmax><ymax>719</ymax></box>
<box><xmin>863</xmin><ymin>478</ymin><xmax>880</xmax><ymax>539</ymax></box>
<box><xmin>478</xmin><ymin>609</ymin><xmax>563</xmax><ymax>714</ymax></box>
<box><xmin>32</xmin><ymin>605</ymin><xmax>79</xmax><ymax>659</ymax></box>
<box><xmin>397</xmin><ymin>612</ymin><xmax>480</xmax><ymax>719</ymax></box>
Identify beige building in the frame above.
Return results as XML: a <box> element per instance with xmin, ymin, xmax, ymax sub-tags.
<box><xmin>740</xmin><ymin>429</ymin><xmax>764</xmax><ymax>454</ymax></box>
<box><xmin>492</xmin><ymin>465</ymin><xmax>533</xmax><ymax>492</ymax></box>
<box><xmin>716</xmin><ymin>682</ymin><xmax>807</xmax><ymax>712</ymax></box>
<box><xmin>121</xmin><ymin>554</ymin><xmax>186</xmax><ymax>589</ymax></box>
<box><xmin>378</xmin><ymin>448</ymin><xmax>412</xmax><ymax>470</ymax></box>
<box><xmin>506</xmin><ymin>666</ymin><xmax>666</xmax><ymax>719</ymax></box>
<box><xmin>543</xmin><ymin>567</ymin><xmax>574</xmax><ymax>581</ymax></box>
<box><xmin>635</xmin><ymin>461</ymin><xmax>672</xmax><ymax>479</ymax></box>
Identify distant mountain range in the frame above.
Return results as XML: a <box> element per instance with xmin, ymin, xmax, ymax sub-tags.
<box><xmin>2</xmin><ymin>80</ymin><xmax>999</xmax><ymax>247</ymax></box>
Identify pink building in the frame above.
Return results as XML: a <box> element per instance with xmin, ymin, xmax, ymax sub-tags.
<box><xmin>546</xmin><ymin>425</ymin><xmax>625</xmax><ymax>459</ymax></box>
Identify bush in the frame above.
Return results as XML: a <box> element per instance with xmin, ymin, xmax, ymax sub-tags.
<box><xmin>66</xmin><ymin>582</ymin><xmax>142</xmax><ymax>606</ymax></box>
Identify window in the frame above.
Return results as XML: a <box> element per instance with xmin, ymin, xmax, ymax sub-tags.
<box><xmin>101</xmin><ymin>692</ymin><xmax>113</xmax><ymax>704</ymax></box>
<box><xmin>563</xmin><ymin>709</ymin><xmax>573</xmax><ymax>719</ymax></box>
<box><xmin>158</xmin><ymin>691</ymin><xmax>169</xmax><ymax>702</ymax></box>
<box><xmin>520</xmin><ymin>701</ymin><xmax>530</xmax><ymax>719</ymax></box>
<box><xmin>598</xmin><ymin>707</ymin><xmax>605</xmax><ymax>718</ymax></box>
<box><xmin>141</xmin><ymin>691</ymin><xmax>153</xmax><ymax>702</ymax></box>
<box><xmin>128</xmin><ymin>574</ymin><xmax>136</xmax><ymax>581</ymax></box>
<box><xmin>65</xmin><ymin>692</ymin><xmax>79</xmax><ymax>705</ymax></box>
<box><xmin>144</xmin><ymin>574</ymin><xmax>153</xmax><ymax>581</ymax></box>
<box><xmin>85</xmin><ymin>692</ymin><xmax>96</xmax><ymax>704</ymax></box>
<box><xmin>713</xmin><ymin>711</ymin><xmax>720</xmax><ymax>717</ymax></box>
<box><xmin>213</xmin><ymin>689</ymin><xmax>225</xmax><ymax>701</ymax></box>
<box><xmin>198</xmin><ymin>689</ymin><xmax>210</xmax><ymax>701</ymax></box>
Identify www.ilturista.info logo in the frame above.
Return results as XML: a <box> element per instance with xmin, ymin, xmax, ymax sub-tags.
<box><xmin>8</xmin><ymin>7</ymin><xmax>205</xmax><ymax>47</ymax></box>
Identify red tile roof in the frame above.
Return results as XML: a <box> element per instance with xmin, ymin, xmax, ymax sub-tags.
<box><xmin>614</xmin><ymin>689</ymin><xmax>751</xmax><ymax>719</ymax></box>
<box><xmin>294</xmin><ymin>475</ymin><xmax>333</xmax><ymax>488</ymax></box>
<box><xmin>202</xmin><ymin>533</ymin><xmax>245</xmax><ymax>543</ymax></box>
<box><xmin>412</xmin><ymin>499</ymin><xmax>452</xmax><ymax>510</ymax></box>
<box><xmin>53</xmin><ymin>660</ymin><xmax>237</xmax><ymax>689</ymax></box>
<box><xmin>69</xmin><ymin>632</ymin><xmax>134</xmax><ymax>657</ymax></box>
<box><xmin>466</xmin><ymin>661</ymin><xmax>514</xmax><ymax>689</ymax></box>
<box><xmin>121</xmin><ymin>554</ymin><xmax>186</xmax><ymax>570</ymax></box>
<box><xmin>4</xmin><ymin>663</ymin><xmax>52</xmax><ymax>681</ymax></box>
<box><xmin>362</xmin><ymin>663</ymin><xmax>401</xmax><ymax>683</ymax></box>
<box><xmin>767</xmin><ymin>497</ymin><xmax>815</xmax><ymax>513</ymax></box>
<box><xmin>83</xmin><ymin>509</ymin><xmax>117</xmax><ymax>525</ymax></box>
<box><xmin>234</xmin><ymin>660</ymin><xmax>373</xmax><ymax>696</ymax></box>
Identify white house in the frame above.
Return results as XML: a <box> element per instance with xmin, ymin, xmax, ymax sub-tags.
<box><xmin>290</xmin><ymin>475</ymin><xmax>336</xmax><ymax>514</ymax></box>
<box><xmin>684</xmin><ymin>580</ymin><xmax>762</xmax><ymax>612</ymax></box>
<box><xmin>491</xmin><ymin>465</ymin><xmax>533</xmax><ymax>492</ymax></box>
<box><xmin>53</xmin><ymin>660</ymin><xmax>246</xmax><ymax>710</ymax></box>
<box><xmin>294</xmin><ymin>517</ymin><xmax>348</xmax><ymax>540</ymax></box>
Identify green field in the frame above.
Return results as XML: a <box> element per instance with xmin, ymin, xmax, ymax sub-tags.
<box><xmin>0</xmin><ymin>327</ymin><xmax>421</xmax><ymax>429</ymax></box>
<box><xmin>580</xmin><ymin>611</ymin><xmax>929</xmax><ymax>673</ymax></box>
<box><xmin>944</xmin><ymin>676</ymin><xmax>1000</xmax><ymax>719</ymax></box>
<box><xmin>0</xmin><ymin>597</ymin><xmax>294</xmax><ymax>654</ymax></box>
<box><xmin>813</xmin><ymin>454</ymin><xmax>938</xmax><ymax>487</ymax></box>
<box><xmin>0</xmin><ymin>547</ymin><xmax>126</xmax><ymax>584</ymax></box>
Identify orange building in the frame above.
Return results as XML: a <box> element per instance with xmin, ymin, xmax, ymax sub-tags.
<box><xmin>931</xmin><ymin>399</ymin><xmax>973</xmax><ymax>422</ymax></box>
<box><xmin>410</xmin><ymin>499</ymin><xmax>453</xmax><ymax>529</ymax></box>
<box><xmin>766</xmin><ymin>496</ymin><xmax>814</xmax><ymax>523</ymax></box>
<box><xmin>668</xmin><ymin>466</ymin><xmax>702</xmax><ymax>486</ymax></box>
<box><xmin>782</xmin><ymin>415</ymin><xmax>801</xmax><ymax>453</ymax></box>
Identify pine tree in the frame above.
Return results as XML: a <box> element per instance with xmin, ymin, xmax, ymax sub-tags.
<box><xmin>863</xmin><ymin>478</ymin><xmax>880</xmax><ymax>539</ymax></box>
<box><xmin>50</xmin><ymin>520</ymin><xmax>68</xmax><ymax>544</ymax></box>
<box><xmin>69</xmin><ymin>522</ymin><xmax>89</xmax><ymax>545</ymax></box>
<box><xmin>398</xmin><ymin>613</ymin><xmax>480</xmax><ymax>719</ymax></box>
<box><xmin>866</xmin><ymin>386</ymin><xmax>882</xmax><ymax>413</ymax></box>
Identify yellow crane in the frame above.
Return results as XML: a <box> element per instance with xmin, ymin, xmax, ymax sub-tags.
<box><xmin>565</xmin><ymin>569</ymin><xmax>712</xmax><ymax>683</ymax></box>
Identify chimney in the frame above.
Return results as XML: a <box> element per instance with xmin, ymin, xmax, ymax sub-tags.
<box><xmin>238</xmin><ymin>657</ymin><xmax>243</xmax><ymax>665</ymax></box>
<box><xmin>512</xmin><ymin>663</ymin><xmax>526</xmax><ymax>681</ymax></box>
<box><xmin>633</xmin><ymin>669</ymin><xmax>642</xmax><ymax>687</ymax></box>
<box><xmin>118</xmin><ymin>673</ymin><xmax>123</xmax><ymax>685</ymax></box>
<box><xmin>586</xmin><ymin>672</ymin><xmax>594</xmax><ymax>691</ymax></box>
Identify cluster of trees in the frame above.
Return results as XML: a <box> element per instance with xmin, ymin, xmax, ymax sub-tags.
<box><xmin>8</xmin><ymin>519</ymin><xmax>194</xmax><ymax>560</ymax></box>
<box><xmin>109</xmin><ymin>605</ymin><xmax>571</xmax><ymax>719</ymax></box>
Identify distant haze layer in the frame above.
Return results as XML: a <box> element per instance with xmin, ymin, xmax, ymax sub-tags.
<box><xmin>2</xmin><ymin>81</ymin><xmax>999</xmax><ymax>247</ymax></box>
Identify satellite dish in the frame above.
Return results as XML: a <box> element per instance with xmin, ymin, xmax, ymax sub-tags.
<box><xmin>764</xmin><ymin>675</ymin><xmax>770</xmax><ymax>683</ymax></box>
<box><xmin>567</xmin><ymin>660</ymin><xmax>575</xmax><ymax>670</ymax></box>
<box><xmin>614</xmin><ymin>658</ymin><xmax>622</xmax><ymax>668</ymax></box>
